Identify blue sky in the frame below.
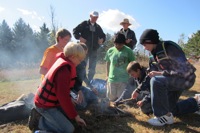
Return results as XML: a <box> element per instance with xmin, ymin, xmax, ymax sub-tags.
<box><xmin>0</xmin><ymin>0</ymin><xmax>200</xmax><ymax>44</ymax></box>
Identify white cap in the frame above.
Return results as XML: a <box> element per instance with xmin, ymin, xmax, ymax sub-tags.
<box><xmin>90</xmin><ymin>11</ymin><xmax>99</xmax><ymax>17</ymax></box>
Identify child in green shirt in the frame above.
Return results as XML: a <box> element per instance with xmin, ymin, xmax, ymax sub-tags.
<box><xmin>105</xmin><ymin>32</ymin><xmax>135</xmax><ymax>101</ymax></box>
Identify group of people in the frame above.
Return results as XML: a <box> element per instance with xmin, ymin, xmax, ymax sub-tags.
<box><xmin>28</xmin><ymin>10</ymin><xmax>200</xmax><ymax>133</ymax></box>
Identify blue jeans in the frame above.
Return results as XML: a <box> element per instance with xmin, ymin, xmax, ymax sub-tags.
<box><xmin>36</xmin><ymin>107</ymin><xmax>74</xmax><ymax>133</ymax></box>
<box><xmin>72</xmin><ymin>86</ymin><xmax>98</xmax><ymax>110</ymax></box>
<box><xmin>84</xmin><ymin>51</ymin><xmax>97</xmax><ymax>83</ymax></box>
<box><xmin>150</xmin><ymin>75</ymin><xmax>196</xmax><ymax>117</ymax></box>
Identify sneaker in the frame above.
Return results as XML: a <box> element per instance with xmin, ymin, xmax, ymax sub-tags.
<box><xmin>195</xmin><ymin>94</ymin><xmax>200</xmax><ymax>105</ymax></box>
<box><xmin>34</xmin><ymin>130</ymin><xmax>53</xmax><ymax>133</ymax></box>
<box><xmin>147</xmin><ymin>113</ymin><xmax>174</xmax><ymax>126</ymax></box>
<box><xmin>28</xmin><ymin>108</ymin><xmax>41</xmax><ymax>131</ymax></box>
<box><xmin>195</xmin><ymin>110</ymin><xmax>200</xmax><ymax>115</ymax></box>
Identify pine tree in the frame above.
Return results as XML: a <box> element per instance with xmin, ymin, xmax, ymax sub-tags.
<box><xmin>183</xmin><ymin>30</ymin><xmax>200</xmax><ymax>58</ymax></box>
<box><xmin>0</xmin><ymin>20</ymin><xmax>13</xmax><ymax>68</ymax></box>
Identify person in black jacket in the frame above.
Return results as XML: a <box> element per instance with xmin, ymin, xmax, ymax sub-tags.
<box><xmin>119</xmin><ymin>18</ymin><xmax>137</xmax><ymax>50</ymax></box>
<box><xmin>139</xmin><ymin>29</ymin><xmax>196</xmax><ymax>126</ymax></box>
<box><xmin>73</xmin><ymin>11</ymin><xmax>106</xmax><ymax>86</ymax></box>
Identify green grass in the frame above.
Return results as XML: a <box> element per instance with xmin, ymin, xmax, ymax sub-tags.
<box><xmin>0</xmin><ymin>62</ymin><xmax>200</xmax><ymax>133</ymax></box>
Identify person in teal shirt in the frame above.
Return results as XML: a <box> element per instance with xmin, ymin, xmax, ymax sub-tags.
<box><xmin>105</xmin><ymin>32</ymin><xmax>135</xmax><ymax>101</ymax></box>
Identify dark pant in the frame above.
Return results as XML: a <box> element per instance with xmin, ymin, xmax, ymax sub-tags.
<box><xmin>137</xmin><ymin>93</ymin><xmax>199</xmax><ymax>116</ymax></box>
<box><xmin>172</xmin><ymin>97</ymin><xmax>199</xmax><ymax>116</ymax></box>
<box><xmin>84</xmin><ymin>51</ymin><xmax>97</xmax><ymax>84</ymax></box>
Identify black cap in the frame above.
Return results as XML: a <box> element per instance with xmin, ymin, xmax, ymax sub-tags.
<box><xmin>140</xmin><ymin>29</ymin><xmax>159</xmax><ymax>44</ymax></box>
<box><xmin>114</xmin><ymin>32</ymin><xmax>126</xmax><ymax>44</ymax></box>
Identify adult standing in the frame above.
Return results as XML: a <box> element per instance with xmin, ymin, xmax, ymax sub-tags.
<box><xmin>73</xmin><ymin>11</ymin><xmax>106</xmax><ymax>86</ymax></box>
<box><xmin>119</xmin><ymin>18</ymin><xmax>137</xmax><ymax>50</ymax></box>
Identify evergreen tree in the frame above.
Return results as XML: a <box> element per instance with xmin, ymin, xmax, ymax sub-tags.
<box><xmin>12</xmin><ymin>18</ymin><xmax>36</xmax><ymax>65</ymax></box>
<box><xmin>183</xmin><ymin>30</ymin><xmax>200</xmax><ymax>58</ymax></box>
<box><xmin>0</xmin><ymin>20</ymin><xmax>13</xmax><ymax>50</ymax></box>
<box><xmin>35</xmin><ymin>23</ymin><xmax>50</xmax><ymax>61</ymax></box>
<box><xmin>0</xmin><ymin>20</ymin><xmax>13</xmax><ymax>68</ymax></box>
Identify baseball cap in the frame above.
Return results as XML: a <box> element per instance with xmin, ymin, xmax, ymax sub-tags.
<box><xmin>90</xmin><ymin>11</ymin><xmax>99</xmax><ymax>17</ymax></box>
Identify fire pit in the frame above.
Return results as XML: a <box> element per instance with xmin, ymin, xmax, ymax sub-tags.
<box><xmin>93</xmin><ymin>98</ymin><xmax>132</xmax><ymax>118</ymax></box>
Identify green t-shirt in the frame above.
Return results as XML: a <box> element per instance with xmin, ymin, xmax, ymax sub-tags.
<box><xmin>105</xmin><ymin>46</ymin><xmax>135</xmax><ymax>82</ymax></box>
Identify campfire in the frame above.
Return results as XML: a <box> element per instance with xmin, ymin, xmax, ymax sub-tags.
<box><xmin>93</xmin><ymin>98</ymin><xmax>133</xmax><ymax>118</ymax></box>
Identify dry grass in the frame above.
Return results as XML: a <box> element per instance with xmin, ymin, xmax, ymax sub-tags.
<box><xmin>0</xmin><ymin>62</ymin><xmax>200</xmax><ymax>133</ymax></box>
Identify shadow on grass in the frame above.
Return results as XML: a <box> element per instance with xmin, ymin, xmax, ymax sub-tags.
<box><xmin>74</xmin><ymin>104</ymin><xmax>200</xmax><ymax>133</ymax></box>
<box><xmin>0</xmin><ymin>104</ymin><xmax>199</xmax><ymax>133</ymax></box>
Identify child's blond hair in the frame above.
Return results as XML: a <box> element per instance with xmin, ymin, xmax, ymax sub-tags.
<box><xmin>63</xmin><ymin>42</ymin><xmax>86</xmax><ymax>61</ymax></box>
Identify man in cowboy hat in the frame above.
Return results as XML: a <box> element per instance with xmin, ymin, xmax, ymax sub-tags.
<box><xmin>119</xmin><ymin>18</ymin><xmax>137</xmax><ymax>50</ymax></box>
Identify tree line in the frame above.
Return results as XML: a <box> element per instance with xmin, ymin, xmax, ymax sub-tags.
<box><xmin>0</xmin><ymin>18</ymin><xmax>114</xmax><ymax>69</ymax></box>
<box><xmin>0</xmin><ymin>18</ymin><xmax>199</xmax><ymax>69</ymax></box>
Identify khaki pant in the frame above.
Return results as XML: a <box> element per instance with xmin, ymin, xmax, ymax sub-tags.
<box><xmin>107</xmin><ymin>82</ymin><xmax>127</xmax><ymax>101</ymax></box>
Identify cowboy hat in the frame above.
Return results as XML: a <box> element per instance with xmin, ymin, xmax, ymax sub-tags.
<box><xmin>120</xmin><ymin>18</ymin><xmax>131</xmax><ymax>25</ymax></box>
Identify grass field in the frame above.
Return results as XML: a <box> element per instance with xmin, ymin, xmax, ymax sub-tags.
<box><xmin>0</xmin><ymin>62</ymin><xmax>200</xmax><ymax>133</ymax></box>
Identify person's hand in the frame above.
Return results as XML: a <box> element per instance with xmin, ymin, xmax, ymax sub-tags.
<box><xmin>98</xmin><ymin>38</ymin><xmax>104</xmax><ymax>44</ymax></box>
<box><xmin>75</xmin><ymin>115</ymin><xmax>86</xmax><ymax>127</ymax></box>
<box><xmin>91</xmin><ymin>87</ymin><xmax>98</xmax><ymax>95</ymax></box>
<box><xmin>148</xmin><ymin>71</ymin><xmax>163</xmax><ymax>78</ymax></box>
<box><xmin>126</xmin><ymin>39</ymin><xmax>132</xmax><ymax>44</ymax></box>
<box><xmin>80</xmin><ymin>37</ymin><xmax>87</xmax><ymax>43</ymax></box>
<box><xmin>131</xmin><ymin>89</ymin><xmax>139</xmax><ymax>99</ymax></box>
<box><xmin>77</xmin><ymin>90</ymin><xmax>84</xmax><ymax>104</ymax></box>
<box><xmin>137</xmin><ymin>100</ymin><xmax>143</xmax><ymax>107</ymax></box>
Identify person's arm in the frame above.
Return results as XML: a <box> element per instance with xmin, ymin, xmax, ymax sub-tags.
<box><xmin>131</xmin><ymin>30</ymin><xmax>137</xmax><ymax>49</ymax></box>
<box><xmin>39</xmin><ymin>48</ymin><xmax>54</xmax><ymax>75</ymax></box>
<box><xmin>106</xmin><ymin>61</ymin><xmax>110</xmax><ymax>80</ymax></box>
<box><xmin>54</xmin><ymin>66</ymin><xmax>78</xmax><ymax>119</ymax></box>
<box><xmin>73</xmin><ymin>21</ymin><xmax>86</xmax><ymax>40</ymax></box>
<box><xmin>97</xmin><ymin>25</ymin><xmax>106</xmax><ymax>43</ymax></box>
<box><xmin>39</xmin><ymin>66</ymin><xmax>48</xmax><ymax>75</ymax></box>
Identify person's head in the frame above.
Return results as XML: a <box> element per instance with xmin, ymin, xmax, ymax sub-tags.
<box><xmin>90</xmin><ymin>11</ymin><xmax>99</xmax><ymax>23</ymax></box>
<box><xmin>63</xmin><ymin>42</ymin><xmax>86</xmax><ymax>66</ymax></box>
<box><xmin>114</xmin><ymin>32</ymin><xmax>126</xmax><ymax>50</ymax></box>
<box><xmin>56</xmin><ymin>28</ymin><xmax>71</xmax><ymax>47</ymax></box>
<box><xmin>127</xmin><ymin>61</ymin><xmax>142</xmax><ymax>78</ymax></box>
<box><xmin>120</xmin><ymin>18</ymin><xmax>131</xmax><ymax>30</ymax></box>
<box><xmin>139</xmin><ymin>29</ymin><xmax>159</xmax><ymax>52</ymax></box>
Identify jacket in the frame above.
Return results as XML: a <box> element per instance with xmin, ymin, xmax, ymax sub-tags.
<box><xmin>150</xmin><ymin>41</ymin><xmax>196</xmax><ymax>90</ymax></box>
<box><xmin>135</xmin><ymin>67</ymin><xmax>151</xmax><ymax>103</ymax></box>
<box><xmin>120</xmin><ymin>28</ymin><xmax>137</xmax><ymax>49</ymax></box>
<box><xmin>73</xmin><ymin>20</ymin><xmax>106</xmax><ymax>53</ymax></box>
